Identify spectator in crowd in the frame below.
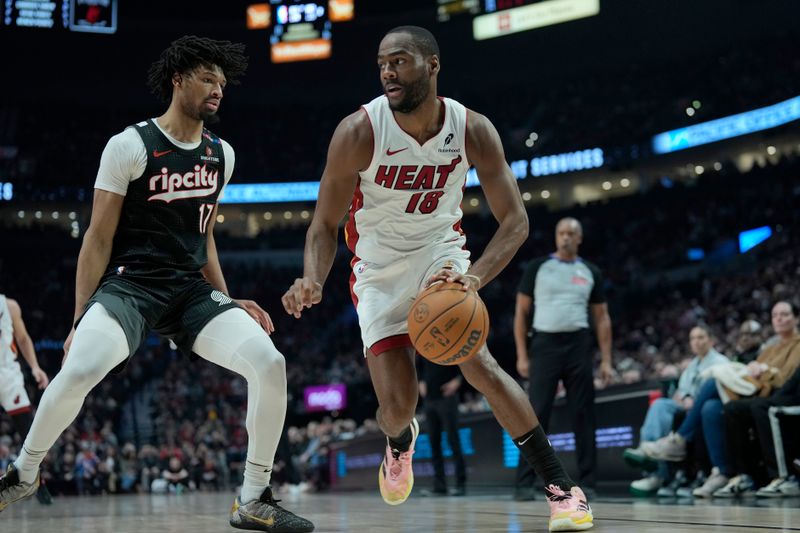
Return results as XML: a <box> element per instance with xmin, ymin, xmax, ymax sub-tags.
<box><xmin>624</xmin><ymin>325</ymin><xmax>729</xmax><ymax>495</ymax></box>
<box><xmin>716</xmin><ymin>304</ymin><xmax>800</xmax><ymax>497</ymax></box>
<box><xmin>733</xmin><ymin>320</ymin><xmax>763</xmax><ymax>364</ymax></box>
<box><xmin>640</xmin><ymin>301</ymin><xmax>800</xmax><ymax>496</ymax></box>
<box><xmin>161</xmin><ymin>456</ymin><xmax>191</xmax><ymax>494</ymax></box>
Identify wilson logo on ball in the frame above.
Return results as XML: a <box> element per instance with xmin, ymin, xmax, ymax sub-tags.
<box><xmin>438</xmin><ymin>329</ymin><xmax>483</xmax><ymax>365</ymax></box>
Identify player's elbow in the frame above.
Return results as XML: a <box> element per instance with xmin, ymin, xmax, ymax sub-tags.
<box><xmin>509</xmin><ymin>209</ymin><xmax>529</xmax><ymax>244</ymax></box>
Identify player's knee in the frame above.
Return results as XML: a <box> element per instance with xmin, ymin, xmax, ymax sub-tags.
<box><xmin>58</xmin><ymin>362</ymin><xmax>107</xmax><ymax>393</ymax></box>
<box><xmin>460</xmin><ymin>349</ymin><xmax>499</xmax><ymax>388</ymax></box>
<box><xmin>240</xmin><ymin>335</ymin><xmax>286</xmax><ymax>381</ymax></box>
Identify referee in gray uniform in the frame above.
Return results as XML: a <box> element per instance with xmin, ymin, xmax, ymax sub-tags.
<box><xmin>514</xmin><ymin>217</ymin><xmax>613</xmax><ymax>498</ymax></box>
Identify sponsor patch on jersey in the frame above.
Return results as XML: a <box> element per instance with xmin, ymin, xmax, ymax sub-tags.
<box><xmin>571</xmin><ymin>274</ymin><xmax>590</xmax><ymax>286</ymax></box>
<box><xmin>438</xmin><ymin>132</ymin><xmax>460</xmax><ymax>153</ymax></box>
<box><xmin>211</xmin><ymin>290</ymin><xmax>233</xmax><ymax>307</ymax></box>
<box><xmin>201</xmin><ymin>145</ymin><xmax>220</xmax><ymax>163</ymax></box>
<box><xmin>148</xmin><ymin>164</ymin><xmax>219</xmax><ymax>203</ymax></box>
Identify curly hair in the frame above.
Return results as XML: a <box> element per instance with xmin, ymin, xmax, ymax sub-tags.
<box><xmin>147</xmin><ymin>35</ymin><xmax>248</xmax><ymax>102</ymax></box>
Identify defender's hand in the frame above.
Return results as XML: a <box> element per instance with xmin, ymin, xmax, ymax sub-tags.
<box><xmin>282</xmin><ymin>278</ymin><xmax>323</xmax><ymax>318</ymax></box>
<box><xmin>235</xmin><ymin>299</ymin><xmax>275</xmax><ymax>334</ymax></box>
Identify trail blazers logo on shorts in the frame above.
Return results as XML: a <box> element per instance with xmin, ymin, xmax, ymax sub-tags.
<box><xmin>148</xmin><ymin>164</ymin><xmax>219</xmax><ymax>203</ymax></box>
<box><xmin>211</xmin><ymin>290</ymin><xmax>233</xmax><ymax>307</ymax></box>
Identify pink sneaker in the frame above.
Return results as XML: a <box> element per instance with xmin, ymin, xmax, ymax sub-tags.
<box><xmin>545</xmin><ymin>484</ymin><xmax>594</xmax><ymax>531</ymax></box>
<box><xmin>378</xmin><ymin>418</ymin><xmax>419</xmax><ymax>505</ymax></box>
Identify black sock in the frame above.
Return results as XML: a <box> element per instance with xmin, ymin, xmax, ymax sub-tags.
<box><xmin>387</xmin><ymin>425</ymin><xmax>413</xmax><ymax>453</ymax></box>
<box><xmin>514</xmin><ymin>426</ymin><xmax>575</xmax><ymax>491</ymax></box>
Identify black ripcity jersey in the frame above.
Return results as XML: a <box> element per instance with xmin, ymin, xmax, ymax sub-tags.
<box><xmin>99</xmin><ymin>120</ymin><xmax>228</xmax><ymax>277</ymax></box>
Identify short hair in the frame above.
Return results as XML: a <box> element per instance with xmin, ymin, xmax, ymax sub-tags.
<box><xmin>147</xmin><ymin>35</ymin><xmax>248</xmax><ymax>102</ymax></box>
<box><xmin>556</xmin><ymin>217</ymin><xmax>583</xmax><ymax>234</ymax></box>
<box><xmin>385</xmin><ymin>25</ymin><xmax>440</xmax><ymax>58</ymax></box>
<box><xmin>692</xmin><ymin>323</ymin><xmax>714</xmax><ymax>338</ymax></box>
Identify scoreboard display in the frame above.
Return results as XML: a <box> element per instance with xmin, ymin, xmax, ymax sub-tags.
<box><xmin>269</xmin><ymin>0</ymin><xmax>333</xmax><ymax>63</ymax></box>
<box><xmin>3</xmin><ymin>0</ymin><xmax>117</xmax><ymax>33</ymax></box>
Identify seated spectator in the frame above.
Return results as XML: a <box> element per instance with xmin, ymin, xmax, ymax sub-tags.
<box><xmin>733</xmin><ymin>320</ymin><xmax>763</xmax><ymax>364</ymax></box>
<box><xmin>624</xmin><ymin>325</ymin><xmax>728</xmax><ymax>495</ymax></box>
<box><xmin>160</xmin><ymin>456</ymin><xmax>191</xmax><ymax>494</ymax></box>
<box><xmin>641</xmin><ymin>301</ymin><xmax>800</xmax><ymax>496</ymax></box>
<box><xmin>716</xmin><ymin>305</ymin><xmax>800</xmax><ymax>497</ymax></box>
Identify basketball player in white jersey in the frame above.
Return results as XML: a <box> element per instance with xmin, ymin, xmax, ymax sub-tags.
<box><xmin>0</xmin><ymin>295</ymin><xmax>52</xmax><ymax>504</ymax></box>
<box><xmin>282</xmin><ymin>26</ymin><xmax>593</xmax><ymax>532</ymax></box>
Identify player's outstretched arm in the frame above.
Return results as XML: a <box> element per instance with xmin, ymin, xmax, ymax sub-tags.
<box><xmin>282</xmin><ymin>110</ymin><xmax>372</xmax><ymax>318</ymax></box>
<box><xmin>7</xmin><ymin>298</ymin><xmax>49</xmax><ymax>389</ymax></box>
<box><xmin>464</xmin><ymin>110</ymin><xmax>529</xmax><ymax>286</ymax></box>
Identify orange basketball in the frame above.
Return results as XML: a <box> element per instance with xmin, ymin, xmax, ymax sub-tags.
<box><xmin>407</xmin><ymin>282</ymin><xmax>490</xmax><ymax>365</ymax></box>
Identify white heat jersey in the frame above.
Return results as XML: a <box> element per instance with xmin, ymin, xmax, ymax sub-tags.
<box><xmin>346</xmin><ymin>95</ymin><xmax>471</xmax><ymax>264</ymax></box>
<box><xmin>0</xmin><ymin>295</ymin><xmax>19</xmax><ymax>369</ymax></box>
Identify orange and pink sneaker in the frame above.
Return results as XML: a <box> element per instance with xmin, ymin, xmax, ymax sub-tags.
<box><xmin>378</xmin><ymin>418</ymin><xmax>419</xmax><ymax>505</ymax></box>
<box><xmin>545</xmin><ymin>484</ymin><xmax>594</xmax><ymax>531</ymax></box>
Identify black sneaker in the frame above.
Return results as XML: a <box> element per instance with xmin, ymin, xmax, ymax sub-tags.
<box><xmin>230</xmin><ymin>486</ymin><xmax>314</xmax><ymax>532</ymax></box>
<box><xmin>35</xmin><ymin>483</ymin><xmax>53</xmax><ymax>505</ymax></box>
<box><xmin>0</xmin><ymin>464</ymin><xmax>40</xmax><ymax>512</ymax></box>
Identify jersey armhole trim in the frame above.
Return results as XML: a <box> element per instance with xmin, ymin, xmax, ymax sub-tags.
<box><xmin>463</xmin><ymin>106</ymin><xmax>471</xmax><ymax>168</ymax></box>
<box><xmin>359</xmin><ymin>106</ymin><xmax>375</xmax><ymax>172</ymax></box>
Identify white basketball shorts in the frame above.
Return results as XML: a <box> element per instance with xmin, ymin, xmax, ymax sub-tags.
<box><xmin>0</xmin><ymin>363</ymin><xmax>31</xmax><ymax>414</ymax></box>
<box><xmin>349</xmin><ymin>243</ymin><xmax>470</xmax><ymax>356</ymax></box>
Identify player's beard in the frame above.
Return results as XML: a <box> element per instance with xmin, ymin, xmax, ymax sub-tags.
<box><xmin>388</xmin><ymin>73</ymin><xmax>430</xmax><ymax>114</ymax></box>
<box><xmin>199</xmin><ymin>109</ymin><xmax>221</xmax><ymax>124</ymax></box>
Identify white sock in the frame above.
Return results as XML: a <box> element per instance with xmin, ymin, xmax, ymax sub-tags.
<box><xmin>241</xmin><ymin>459</ymin><xmax>272</xmax><ymax>503</ymax></box>
<box><xmin>14</xmin><ymin>446</ymin><xmax>46</xmax><ymax>484</ymax></box>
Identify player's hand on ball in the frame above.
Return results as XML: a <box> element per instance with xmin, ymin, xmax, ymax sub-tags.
<box><xmin>282</xmin><ymin>278</ymin><xmax>323</xmax><ymax>318</ymax></box>
<box><xmin>235</xmin><ymin>299</ymin><xmax>275</xmax><ymax>334</ymax></box>
<box><xmin>424</xmin><ymin>269</ymin><xmax>480</xmax><ymax>292</ymax></box>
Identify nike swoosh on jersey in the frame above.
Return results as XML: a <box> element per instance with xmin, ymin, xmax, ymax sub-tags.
<box><xmin>386</xmin><ymin>147</ymin><xmax>408</xmax><ymax>156</ymax></box>
<box><xmin>153</xmin><ymin>149</ymin><xmax>173</xmax><ymax>158</ymax></box>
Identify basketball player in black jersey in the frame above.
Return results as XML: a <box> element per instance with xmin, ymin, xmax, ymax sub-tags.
<box><xmin>0</xmin><ymin>36</ymin><xmax>313</xmax><ymax>532</ymax></box>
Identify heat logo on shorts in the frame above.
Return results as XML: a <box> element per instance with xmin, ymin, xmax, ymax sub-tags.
<box><xmin>148</xmin><ymin>164</ymin><xmax>219</xmax><ymax>203</ymax></box>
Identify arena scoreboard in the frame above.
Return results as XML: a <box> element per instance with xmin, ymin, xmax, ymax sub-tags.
<box><xmin>2</xmin><ymin>0</ymin><xmax>117</xmax><ymax>33</ymax></box>
<box><xmin>265</xmin><ymin>0</ymin><xmax>353</xmax><ymax>63</ymax></box>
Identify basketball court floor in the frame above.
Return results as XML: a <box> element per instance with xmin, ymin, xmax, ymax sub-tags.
<box><xmin>2</xmin><ymin>489</ymin><xmax>798</xmax><ymax>532</ymax></box>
